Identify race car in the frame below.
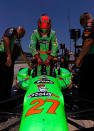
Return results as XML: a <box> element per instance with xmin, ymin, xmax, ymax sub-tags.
<box><xmin>16</xmin><ymin>66</ymin><xmax>72</xmax><ymax>131</ymax></box>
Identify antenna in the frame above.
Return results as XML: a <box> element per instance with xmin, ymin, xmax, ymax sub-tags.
<box><xmin>67</xmin><ymin>8</ymin><xmax>71</xmax><ymax>52</ymax></box>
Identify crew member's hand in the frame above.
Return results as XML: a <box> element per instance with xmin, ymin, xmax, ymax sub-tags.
<box><xmin>35</xmin><ymin>54</ymin><xmax>43</xmax><ymax>65</ymax></box>
<box><xmin>28</xmin><ymin>63</ymin><xmax>33</xmax><ymax>69</ymax></box>
<box><xmin>44</xmin><ymin>55</ymin><xmax>53</xmax><ymax>66</ymax></box>
<box><xmin>5</xmin><ymin>57</ymin><xmax>12</xmax><ymax>67</ymax></box>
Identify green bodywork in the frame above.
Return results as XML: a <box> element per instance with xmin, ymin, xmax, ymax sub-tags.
<box><xmin>17</xmin><ymin>68</ymin><xmax>71</xmax><ymax>131</ymax></box>
<box><xmin>29</xmin><ymin>29</ymin><xmax>58</xmax><ymax>75</ymax></box>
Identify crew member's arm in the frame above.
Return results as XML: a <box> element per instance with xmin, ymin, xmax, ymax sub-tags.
<box><xmin>21</xmin><ymin>50</ymin><xmax>32</xmax><ymax>68</ymax></box>
<box><xmin>76</xmin><ymin>21</ymin><xmax>94</xmax><ymax>67</ymax></box>
<box><xmin>76</xmin><ymin>38</ymin><xmax>93</xmax><ymax>66</ymax></box>
<box><xmin>3</xmin><ymin>36</ymin><xmax>12</xmax><ymax>67</ymax></box>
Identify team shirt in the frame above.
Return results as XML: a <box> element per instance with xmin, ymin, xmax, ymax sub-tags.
<box><xmin>0</xmin><ymin>27</ymin><xmax>22</xmax><ymax>61</ymax></box>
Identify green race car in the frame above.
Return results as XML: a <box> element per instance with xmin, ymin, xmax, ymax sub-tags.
<box><xmin>16</xmin><ymin>66</ymin><xmax>71</xmax><ymax>131</ymax></box>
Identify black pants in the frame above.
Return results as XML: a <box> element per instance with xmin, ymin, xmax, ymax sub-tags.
<box><xmin>79</xmin><ymin>54</ymin><xmax>94</xmax><ymax>100</ymax></box>
<box><xmin>0</xmin><ymin>52</ymin><xmax>14</xmax><ymax>101</ymax></box>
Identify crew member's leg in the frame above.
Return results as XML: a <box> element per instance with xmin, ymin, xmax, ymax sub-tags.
<box><xmin>6</xmin><ymin>64</ymin><xmax>14</xmax><ymax>98</ymax></box>
<box><xmin>0</xmin><ymin>52</ymin><xmax>8</xmax><ymax>100</ymax></box>
<box><xmin>78</xmin><ymin>56</ymin><xmax>88</xmax><ymax>98</ymax></box>
<box><xmin>86</xmin><ymin>55</ymin><xmax>94</xmax><ymax>100</ymax></box>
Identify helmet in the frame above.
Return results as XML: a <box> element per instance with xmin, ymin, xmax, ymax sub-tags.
<box><xmin>38</xmin><ymin>14</ymin><xmax>51</xmax><ymax>35</ymax></box>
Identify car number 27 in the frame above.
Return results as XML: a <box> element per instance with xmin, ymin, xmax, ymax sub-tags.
<box><xmin>25</xmin><ymin>99</ymin><xmax>60</xmax><ymax>117</ymax></box>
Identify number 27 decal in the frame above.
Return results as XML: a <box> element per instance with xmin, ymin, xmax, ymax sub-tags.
<box><xmin>25</xmin><ymin>99</ymin><xmax>60</xmax><ymax>117</ymax></box>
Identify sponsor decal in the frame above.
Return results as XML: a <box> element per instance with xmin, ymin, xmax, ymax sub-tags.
<box><xmin>37</xmin><ymin>84</ymin><xmax>48</xmax><ymax>92</ymax></box>
<box><xmin>34</xmin><ymin>76</ymin><xmax>54</xmax><ymax>84</ymax></box>
<box><xmin>38</xmin><ymin>39</ymin><xmax>49</xmax><ymax>44</ymax></box>
<box><xmin>38</xmin><ymin>77</ymin><xmax>49</xmax><ymax>80</ymax></box>
<box><xmin>34</xmin><ymin>80</ymin><xmax>54</xmax><ymax>84</ymax></box>
<box><xmin>27</xmin><ymin>84</ymin><xmax>59</xmax><ymax>98</ymax></box>
<box><xmin>28</xmin><ymin>92</ymin><xmax>52</xmax><ymax>98</ymax></box>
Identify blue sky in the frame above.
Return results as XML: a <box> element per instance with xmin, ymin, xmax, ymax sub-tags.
<box><xmin>0</xmin><ymin>0</ymin><xmax>94</xmax><ymax>52</ymax></box>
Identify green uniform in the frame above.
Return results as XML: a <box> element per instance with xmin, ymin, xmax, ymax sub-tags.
<box><xmin>0</xmin><ymin>27</ymin><xmax>22</xmax><ymax>100</ymax></box>
<box><xmin>29</xmin><ymin>29</ymin><xmax>58</xmax><ymax>75</ymax></box>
